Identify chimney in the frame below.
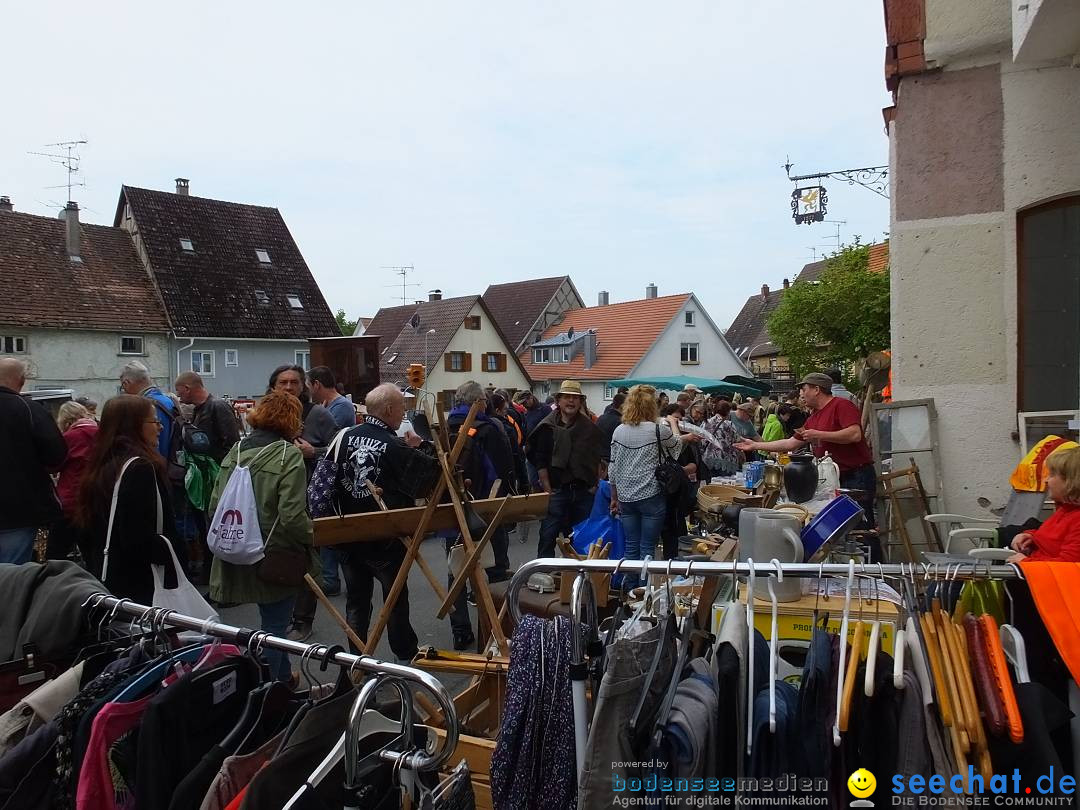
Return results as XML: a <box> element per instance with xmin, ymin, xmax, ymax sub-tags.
<box><xmin>645</xmin><ymin>283</ymin><xmax>658</xmax><ymax>299</ymax></box>
<box><xmin>62</xmin><ymin>201</ymin><xmax>81</xmax><ymax>262</ymax></box>
<box><xmin>761</xmin><ymin>283</ymin><xmax>770</xmax><ymax>298</ymax></box>
<box><xmin>428</xmin><ymin>289</ymin><xmax>442</xmax><ymax>302</ymax></box>
<box><xmin>175</xmin><ymin>178</ymin><xmax>189</xmax><ymax>196</ymax></box>
<box><xmin>782</xmin><ymin>278</ymin><xmax>790</xmax><ymax>290</ymax></box>
<box><xmin>598</xmin><ymin>290</ymin><xmax>609</xmax><ymax>306</ymax></box>
<box><xmin>0</xmin><ymin>196</ymin><xmax>11</xmax><ymax>213</ymax></box>
<box><xmin>583</xmin><ymin>330</ymin><xmax>597</xmax><ymax>369</ymax></box>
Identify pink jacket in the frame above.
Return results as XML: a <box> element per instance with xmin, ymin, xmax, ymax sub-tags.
<box><xmin>56</xmin><ymin>419</ymin><xmax>98</xmax><ymax>514</ymax></box>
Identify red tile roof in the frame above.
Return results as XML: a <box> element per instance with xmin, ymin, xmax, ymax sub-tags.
<box><xmin>0</xmin><ymin>210</ymin><xmax>170</xmax><ymax>332</ymax></box>
<box><xmin>483</xmin><ymin>276</ymin><xmax>576</xmax><ymax>351</ymax></box>
<box><xmin>519</xmin><ymin>293</ymin><xmax>690</xmax><ymax>381</ymax></box>
<box><xmin>868</xmin><ymin>241</ymin><xmax>890</xmax><ymax>273</ymax></box>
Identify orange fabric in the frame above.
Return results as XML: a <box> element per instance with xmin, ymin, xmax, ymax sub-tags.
<box><xmin>1010</xmin><ymin>436</ymin><xmax>1079</xmax><ymax>492</ymax></box>
<box><xmin>1018</xmin><ymin>561</ymin><xmax>1080</xmax><ymax>685</ymax></box>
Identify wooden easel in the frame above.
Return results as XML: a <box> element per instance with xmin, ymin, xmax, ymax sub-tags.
<box><xmin>876</xmin><ymin>458</ymin><xmax>943</xmax><ymax>559</ymax></box>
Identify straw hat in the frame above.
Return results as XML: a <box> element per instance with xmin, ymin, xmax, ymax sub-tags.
<box><xmin>556</xmin><ymin>380</ymin><xmax>585</xmax><ymax>398</ymax></box>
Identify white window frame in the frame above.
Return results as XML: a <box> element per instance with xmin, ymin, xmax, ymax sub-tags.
<box><xmin>295</xmin><ymin>350</ymin><xmax>310</xmax><ymax>371</ymax></box>
<box><xmin>256</xmin><ymin>249</ymin><xmax>272</xmax><ymax>264</ymax></box>
<box><xmin>191</xmin><ymin>350</ymin><xmax>215</xmax><ymax>376</ymax></box>
<box><xmin>224</xmin><ymin>349</ymin><xmax>239</xmax><ymax>367</ymax></box>
<box><xmin>604</xmin><ymin>383</ymin><xmax>615</xmax><ymax>401</ymax></box>
<box><xmin>2</xmin><ymin>335</ymin><xmax>28</xmax><ymax>354</ymax></box>
<box><xmin>449</xmin><ymin>351</ymin><xmax>465</xmax><ymax>372</ymax></box>
<box><xmin>287</xmin><ymin>295</ymin><xmax>303</xmax><ymax>309</ymax></box>
<box><xmin>119</xmin><ymin>335</ymin><xmax>144</xmax><ymax>355</ymax></box>
<box><xmin>685</xmin><ymin>310</ymin><xmax>696</xmax><ymax>326</ymax></box>
<box><xmin>532</xmin><ymin>346</ymin><xmax>569</xmax><ymax>364</ymax></box>
<box><xmin>680</xmin><ymin>342</ymin><xmax>699</xmax><ymax>365</ymax></box>
<box><xmin>179</xmin><ymin>237</ymin><xmax>194</xmax><ymax>252</ymax></box>
<box><xmin>485</xmin><ymin>353</ymin><xmax>499</xmax><ymax>372</ymax></box>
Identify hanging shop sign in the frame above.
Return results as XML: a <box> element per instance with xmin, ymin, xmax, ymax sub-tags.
<box><xmin>792</xmin><ymin>185</ymin><xmax>827</xmax><ymax>225</ymax></box>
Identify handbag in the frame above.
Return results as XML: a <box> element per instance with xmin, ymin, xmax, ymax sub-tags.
<box><xmin>257</xmin><ymin>547</ymin><xmax>309</xmax><ymax>587</ymax></box>
<box><xmin>654</xmin><ymin>424</ymin><xmax>689</xmax><ymax>497</ymax></box>
<box><xmin>308</xmin><ymin>428</ymin><xmax>350</xmax><ymax>519</ymax></box>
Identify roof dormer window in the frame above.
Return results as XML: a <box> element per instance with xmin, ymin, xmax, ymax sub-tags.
<box><xmin>287</xmin><ymin>295</ymin><xmax>303</xmax><ymax>309</ymax></box>
<box><xmin>255</xmin><ymin>249</ymin><xmax>271</xmax><ymax>264</ymax></box>
<box><xmin>179</xmin><ymin>237</ymin><xmax>194</xmax><ymax>252</ymax></box>
<box><xmin>254</xmin><ymin>289</ymin><xmax>270</xmax><ymax>305</ymax></box>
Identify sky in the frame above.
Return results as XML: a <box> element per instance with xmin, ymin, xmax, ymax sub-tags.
<box><xmin>2</xmin><ymin>1</ymin><xmax>892</xmax><ymax>329</ymax></box>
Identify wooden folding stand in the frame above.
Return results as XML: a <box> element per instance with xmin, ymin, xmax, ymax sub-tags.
<box><xmin>876</xmin><ymin>458</ymin><xmax>943</xmax><ymax>559</ymax></box>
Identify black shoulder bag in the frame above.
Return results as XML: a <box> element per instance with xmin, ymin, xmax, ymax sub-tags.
<box><xmin>654</xmin><ymin>424</ymin><xmax>688</xmax><ymax>496</ymax></box>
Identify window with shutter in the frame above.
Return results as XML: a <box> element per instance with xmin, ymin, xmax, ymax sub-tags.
<box><xmin>497</xmin><ymin>353</ymin><xmax>507</xmax><ymax>372</ymax></box>
<box><xmin>446</xmin><ymin>351</ymin><xmax>469</xmax><ymax>372</ymax></box>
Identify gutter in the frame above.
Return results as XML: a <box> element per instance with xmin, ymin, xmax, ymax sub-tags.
<box><xmin>176</xmin><ymin>337</ymin><xmax>195</xmax><ymax>379</ymax></box>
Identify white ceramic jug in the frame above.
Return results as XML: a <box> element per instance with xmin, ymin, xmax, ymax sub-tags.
<box><xmin>747</xmin><ymin>512</ymin><xmax>804</xmax><ymax>602</ymax></box>
<box><xmin>816</xmin><ymin>453</ymin><xmax>841</xmax><ymax>496</ymax></box>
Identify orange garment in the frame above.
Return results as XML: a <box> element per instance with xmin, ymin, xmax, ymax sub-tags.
<box><xmin>1010</xmin><ymin>435</ymin><xmax>1079</xmax><ymax>492</ymax></box>
<box><xmin>1018</xmin><ymin>561</ymin><xmax>1080</xmax><ymax>685</ymax></box>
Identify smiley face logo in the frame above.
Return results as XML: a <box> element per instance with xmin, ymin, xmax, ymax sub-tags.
<box><xmin>848</xmin><ymin>769</ymin><xmax>876</xmax><ymax>799</ymax></box>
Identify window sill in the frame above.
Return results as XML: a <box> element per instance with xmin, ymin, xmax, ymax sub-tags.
<box><xmin>680</xmin><ymin>361</ymin><xmax>700</xmax><ymax>366</ymax></box>
<box><xmin>118</xmin><ymin>353</ymin><xmax>148</xmax><ymax>358</ymax></box>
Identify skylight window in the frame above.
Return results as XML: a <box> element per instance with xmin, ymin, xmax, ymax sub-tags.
<box><xmin>387</xmin><ymin>353</ymin><xmax>398</xmax><ymax>364</ymax></box>
<box><xmin>254</xmin><ymin>289</ymin><xmax>270</xmax><ymax>305</ymax></box>
<box><xmin>255</xmin><ymin>249</ymin><xmax>271</xmax><ymax>264</ymax></box>
<box><xmin>287</xmin><ymin>295</ymin><xmax>303</xmax><ymax>309</ymax></box>
<box><xmin>179</xmin><ymin>238</ymin><xmax>194</xmax><ymax>252</ymax></box>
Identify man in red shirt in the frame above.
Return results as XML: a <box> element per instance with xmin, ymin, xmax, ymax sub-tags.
<box><xmin>737</xmin><ymin>372</ymin><xmax>877</xmax><ymax>529</ymax></box>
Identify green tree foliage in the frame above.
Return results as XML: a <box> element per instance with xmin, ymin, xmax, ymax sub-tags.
<box><xmin>767</xmin><ymin>238</ymin><xmax>890</xmax><ymax>378</ymax></box>
<box><xmin>334</xmin><ymin>308</ymin><xmax>359</xmax><ymax>336</ymax></box>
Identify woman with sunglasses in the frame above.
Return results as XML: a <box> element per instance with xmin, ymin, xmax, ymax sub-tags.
<box><xmin>76</xmin><ymin>395</ymin><xmax>186</xmax><ymax>604</ymax></box>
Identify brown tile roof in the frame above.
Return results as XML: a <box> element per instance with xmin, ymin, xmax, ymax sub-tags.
<box><xmin>796</xmin><ymin>258</ymin><xmax>827</xmax><ymax>284</ymax></box>
<box><xmin>364</xmin><ymin>303</ymin><xmax>420</xmax><ymax>348</ymax></box>
<box><xmin>483</xmin><ymin>276</ymin><xmax>576</xmax><ymax>351</ymax></box>
<box><xmin>868</xmin><ymin>241</ymin><xmax>890</xmax><ymax>273</ymax></box>
<box><xmin>519</xmin><ymin>293</ymin><xmax>690</xmax><ymax>381</ymax></box>
<box><xmin>116</xmin><ymin>185</ymin><xmax>339</xmax><ymax>340</ymax></box>
<box><xmin>0</xmin><ymin>210</ymin><xmax>170</xmax><ymax>332</ymax></box>
<box><xmin>724</xmin><ymin>289</ymin><xmax>785</xmax><ymax>359</ymax></box>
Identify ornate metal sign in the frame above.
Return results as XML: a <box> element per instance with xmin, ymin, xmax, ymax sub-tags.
<box><xmin>792</xmin><ymin>185</ymin><xmax>827</xmax><ymax>225</ymax></box>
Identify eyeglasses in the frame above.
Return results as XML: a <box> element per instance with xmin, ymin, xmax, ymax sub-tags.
<box><xmin>146</xmin><ymin>419</ymin><xmax>162</xmax><ymax>426</ymax></box>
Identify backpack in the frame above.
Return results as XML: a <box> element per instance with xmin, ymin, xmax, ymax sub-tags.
<box><xmin>181</xmin><ymin>421</ymin><xmax>213</xmax><ymax>455</ymax></box>
<box><xmin>207</xmin><ymin>440</ymin><xmax>285</xmax><ymax>564</ymax></box>
<box><xmin>150</xmin><ymin>399</ymin><xmax>187</xmax><ymax>483</ymax></box>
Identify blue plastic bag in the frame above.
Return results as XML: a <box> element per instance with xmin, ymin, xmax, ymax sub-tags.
<box><xmin>570</xmin><ymin>480</ymin><xmax>626</xmax><ymax>560</ymax></box>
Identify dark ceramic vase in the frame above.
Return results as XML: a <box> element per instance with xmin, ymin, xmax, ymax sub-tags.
<box><xmin>783</xmin><ymin>454</ymin><xmax>818</xmax><ymax>503</ymax></box>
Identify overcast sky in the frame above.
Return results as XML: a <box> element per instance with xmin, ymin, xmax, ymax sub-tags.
<box><xmin>3</xmin><ymin>2</ymin><xmax>891</xmax><ymax>329</ymax></box>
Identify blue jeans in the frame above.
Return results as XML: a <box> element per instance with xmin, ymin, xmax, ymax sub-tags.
<box><xmin>0</xmin><ymin>527</ymin><xmax>37</xmax><ymax>565</ymax></box>
<box><xmin>258</xmin><ymin>595</ymin><xmax>296</xmax><ymax>681</ymax></box>
<box><xmin>619</xmin><ymin>493</ymin><xmax>667</xmax><ymax>585</ymax></box>
<box><xmin>320</xmin><ymin>546</ymin><xmax>341</xmax><ymax>591</ymax></box>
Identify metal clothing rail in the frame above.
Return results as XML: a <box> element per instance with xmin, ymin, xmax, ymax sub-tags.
<box><xmin>85</xmin><ymin>593</ymin><xmax>459</xmax><ymax>772</ymax></box>
<box><xmin>507</xmin><ymin>558</ymin><xmax>1022</xmax><ymax>623</ymax></box>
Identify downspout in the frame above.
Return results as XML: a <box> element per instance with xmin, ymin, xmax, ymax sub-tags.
<box><xmin>176</xmin><ymin>337</ymin><xmax>195</xmax><ymax>382</ymax></box>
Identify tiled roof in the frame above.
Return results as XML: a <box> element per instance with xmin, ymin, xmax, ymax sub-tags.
<box><xmin>483</xmin><ymin>276</ymin><xmax>573</xmax><ymax>351</ymax></box>
<box><xmin>868</xmin><ymin>241</ymin><xmax>890</xmax><ymax>273</ymax></box>
<box><xmin>377</xmin><ymin>296</ymin><xmax>478</xmax><ymax>382</ymax></box>
<box><xmin>0</xmin><ymin>210</ymin><xmax>169</xmax><ymax>332</ymax></box>
<box><xmin>796</xmin><ymin>259</ymin><xmax>827</xmax><ymax>284</ymax></box>
<box><xmin>724</xmin><ymin>289</ymin><xmax>785</xmax><ymax>359</ymax></box>
<box><xmin>519</xmin><ymin>293</ymin><xmax>690</xmax><ymax>381</ymax></box>
<box><xmin>364</xmin><ymin>303</ymin><xmax>420</xmax><ymax>347</ymax></box>
<box><xmin>116</xmin><ymin>185</ymin><xmax>339</xmax><ymax>340</ymax></box>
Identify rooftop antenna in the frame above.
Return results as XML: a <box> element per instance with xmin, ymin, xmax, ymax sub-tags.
<box><xmin>381</xmin><ymin>265</ymin><xmax>420</xmax><ymax>305</ymax></box>
<box><xmin>822</xmin><ymin>220</ymin><xmax>847</xmax><ymax>251</ymax></box>
<box><xmin>28</xmin><ymin>139</ymin><xmax>88</xmax><ymax>202</ymax></box>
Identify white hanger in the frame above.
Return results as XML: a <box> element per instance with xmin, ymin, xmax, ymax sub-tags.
<box><xmin>892</xmin><ymin>564</ymin><xmax>906</xmax><ymax>691</ymax></box>
<box><xmin>619</xmin><ymin>556</ymin><xmax>653</xmax><ymax>639</ymax></box>
<box><xmin>1000</xmin><ymin>625</ymin><xmax>1030</xmax><ymax>684</ymax></box>
<box><xmin>768</xmin><ymin>559</ymin><xmax>782</xmax><ymax>732</ymax></box>
<box><xmin>863</xmin><ymin>569</ymin><xmax>883</xmax><ymax>697</ymax></box>
<box><xmin>833</xmin><ymin>559</ymin><xmax>855</xmax><ymax>747</ymax></box>
<box><xmin>745</xmin><ymin>557</ymin><xmax>757</xmax><ymax>755</ymax></box>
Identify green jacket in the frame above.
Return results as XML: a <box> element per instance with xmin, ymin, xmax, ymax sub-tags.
<box><xmin>761</xmin><ymin>414</ymin><xmax>785</xmax><ymax>443</ymax></box>
<box><xmin>208</xmin><ymin>431</ymin><xmax>319</xmax><ymax>605</ymax></box>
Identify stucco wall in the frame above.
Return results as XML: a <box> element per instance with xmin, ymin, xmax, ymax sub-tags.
<box><xmin>174</xmin><ymin>339</ymin><xmax>311</xmax><ymax>399</ymax></box>
<box><xmin>634</xmin><ymin>296</ymin><xmax>747</xmax><ymax>381</ymax></box>
<box><xmin>890</xmin><ymin>28</ymin><xmax>1080</xmax><ymax>517</ymax></box>
<box><xmin>529</xmin><ymin>379</ymin><xmax>607</xmax><ymax>410</ymax></box>
<box><xmin>924</xmin><ymin>0</ymin><xmax>1010</xmax><ymax>65</ymax></box>
<box><xmin>12</xmin><ymin>328</ymin><xmax>171</xmax><ymax>405</ymax></box>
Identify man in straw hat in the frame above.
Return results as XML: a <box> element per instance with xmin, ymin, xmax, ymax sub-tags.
<box><xmin>527</xmin><ymin>380</ymin><xmax>604</xmax><ymax>557</ymax></box>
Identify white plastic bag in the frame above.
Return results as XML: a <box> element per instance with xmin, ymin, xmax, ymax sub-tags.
<box><xmin>207</xmin><ymin>441</ymin><xmax>283</xmax><ymax>565</ymax></box>
<box><xmin>151</xmin><ymin>531</ymin><xmax>218</xmax><ymax>622</ymax></box>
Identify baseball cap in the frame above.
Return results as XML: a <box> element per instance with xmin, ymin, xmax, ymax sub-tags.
<box><xmin>797</xmin><ymin>372</ymin><xmax>834</xmax><ymax>391</ymax></box>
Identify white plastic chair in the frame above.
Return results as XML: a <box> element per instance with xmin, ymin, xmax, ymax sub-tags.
<box><xmin>924</xmin><ymin>514</ymin><xmax>998</xmax><ymax>553</ymax></box>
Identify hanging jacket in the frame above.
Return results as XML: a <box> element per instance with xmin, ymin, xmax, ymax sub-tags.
<box><xmin>761</xmin><ymin>413</ymin><xmax>785</xmax><ymax>442</ymax></box>
<box><xmin>208</xmin><ymin>431</ymin><xmax>319</xmax><ymax>605</ymax></box>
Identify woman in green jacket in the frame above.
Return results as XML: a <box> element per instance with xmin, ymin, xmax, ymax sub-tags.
<box><xmin>209</xmin><ymin>390</ymin><xmax>320</xmax><ymax>680</ymax></box>
<box><xmin>761</xmin><ymin>411</ymin><xmax>786</xmax><ymax>443</ymax></box>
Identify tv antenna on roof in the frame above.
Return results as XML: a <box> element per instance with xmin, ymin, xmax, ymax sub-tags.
<box><xmin>28</xmin><ymin>139</ymin><xmax>88</xmax><ymax>202</ymax></box>
<box><xmin>382</xmin><ymin>265</ymin><xmax>420</xmax><ymax>305</ymax></box>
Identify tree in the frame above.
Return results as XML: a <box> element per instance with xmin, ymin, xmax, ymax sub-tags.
<box><xmin>767</xmin><ymin>238</ymin><xmax>890</xmax><ymax>378</ymax></box>
<box><xmin>334</xmin><ymin>308</ymin><xmax>358</xmax><ymax>336</ymax></box>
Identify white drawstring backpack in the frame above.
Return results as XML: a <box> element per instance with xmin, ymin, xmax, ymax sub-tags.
<box><xmin>207</xmin><ymin>440</ymin><xmax>286</xmax><ymax>565</ymax></box>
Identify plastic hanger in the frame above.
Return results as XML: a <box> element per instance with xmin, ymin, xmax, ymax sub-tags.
<box><xmin>864</xmin><ymin>571</ymin><xmax>882</xmax><ymax>697</ymax></box>
<box><xmin>767</xmin><ymin>559</ymin><xmax>782</xmax><ymax>732</ymax></box>
<box><xmin>745</xmin><ymin>557</ymin><xmax>757</xmax><ymax>755</ymax></box>
<box><xmin>832</xmin><ymin>559</ymin><xmax>855</xmax><ymax>747</ymax></box>
<box><xmin>629</xmin><ymin>558</ymin><xmax>678</xmax><ymax>734</ymax></box>
<box><xmin>620</xmin><ymin>556</ymin><xmax>654</xmax><ymax>639</ymax></box>
<box><xmin>839</xmin><ymin>617</ymin><xmax>864</xmax><ymax>734</ymax></box>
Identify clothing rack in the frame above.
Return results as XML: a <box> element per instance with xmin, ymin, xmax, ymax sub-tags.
<box><xmin>84</xmin><ymin>592</ymin><xmax>460</xmax><ymax>773</ymax></box>
<box><xmin>507</xmin><ymin>558</ymin><xmax>1022</xmax><ymax>623</ymax></box>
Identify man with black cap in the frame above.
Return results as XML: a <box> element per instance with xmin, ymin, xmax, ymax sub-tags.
<box><xmin>528</xmin><ymin>380</ymin><xmax>604</xmax><ymax>557</ymax></box>
<box><xmin>737</xmin><ymin>371</ymin><xmax>877</xmax><ymax>529</ymax></box>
